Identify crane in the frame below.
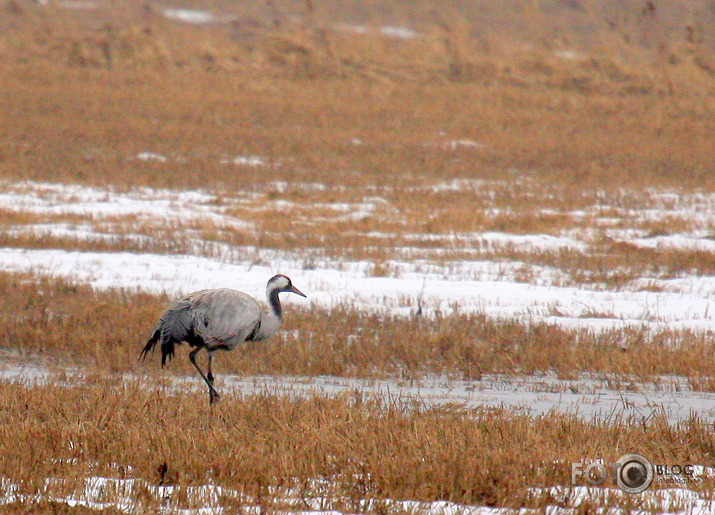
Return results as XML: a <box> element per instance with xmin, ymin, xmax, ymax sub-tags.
<box><xmin>140</xmin><ymin>274</ymin><xmax>307</xmax><ymax>404</ymax></box>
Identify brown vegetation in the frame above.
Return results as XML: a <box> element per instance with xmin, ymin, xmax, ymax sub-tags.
<box><xmin>0</xmin><ymin>378</ymin><xmax>713</xmax><ymax>511</ymax></box>
<box><xmin>0</xmin><ymin>0</ymin><xmax>713</xmax><ymax>193</ymax></box>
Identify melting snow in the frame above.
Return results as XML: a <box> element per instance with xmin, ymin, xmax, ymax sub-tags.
<box><xmin>219</xmin><ymin>155</ymin><xmax>266</xmax><ymax>167</ymax></box>
<box><xmin>379</xmin><ymin>25</ymin><xmax>419</xmax><ymax>39</ymax></box>
<box><xmin>1</xmin><ymin>472</ymin><xmax>713</xmax><ymax>514</ymax></box>
<box><xmin>134</xmin><ymin>152</ymin><xmax>168</xmax><ymax>163</ymax></box>
<box><xmin>336</xmin><ymin>24</ymin><xmax>420</xmax><ymax>39</ymax></box>
<box><xmin>0</xmin><ymin>180</ymin><xmax>714</xmax><ymax>333</ymax></box>
<box><xmin>446</xmin><ymin>139</ymin><xmax>486</xmax><ymax>150</ymax></box>
<box><xmin>162</xmin><ymin>8</ymin><xmax>235</xmax><ymax>25</ymax></box>
<box><xmin>0</xmin><ymin>247</ymin><xmax>713</xmax><ymax>332</ymax></box>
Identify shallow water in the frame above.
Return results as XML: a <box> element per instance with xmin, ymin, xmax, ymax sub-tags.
<box><xmin>1</xmin><ymin>362</ymin><xmax>713</xmax><ymax>425</ymax></box>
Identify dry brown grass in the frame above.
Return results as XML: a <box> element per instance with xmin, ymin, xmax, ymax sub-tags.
<box><xmin>502</xmin><ymin>243</ymin><xmax>715</xmax><ymax>287</ymax></box>
<box><xmin>0</xmin><ymin>377</ymin><xmax>713</xmax><ymax>511</ymax></box>
<box><xmin>0</xmin><ymin>1</ymin><xmax>713</xmax><ymax>193</ymax></box>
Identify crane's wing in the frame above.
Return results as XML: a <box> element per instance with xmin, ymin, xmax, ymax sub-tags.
<box><xmin>186</xmin><ymin>289</ymin><xmax>263</xmax><ymax>346</ymax></box>
<box><xmin>159</xmin><ymin>299</ymin><xmax>194</xmax><ymax>342</ymax></box>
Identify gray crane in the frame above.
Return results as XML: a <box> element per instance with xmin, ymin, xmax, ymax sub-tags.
<box><xmin>140</xmin><ymin>274</ymin><xmax>307</xmax><ymax>404</ymax></box>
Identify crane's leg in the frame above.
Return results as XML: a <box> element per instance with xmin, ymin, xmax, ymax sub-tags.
<box><xmin>207</xmin><ymin>351</ymin><xmax>214</xmax><ymax>386</ymax></box>
<box><xmin>189</xmin><ymin>347</ymin><xmax>220</xmax><ymax>405</ymax></box>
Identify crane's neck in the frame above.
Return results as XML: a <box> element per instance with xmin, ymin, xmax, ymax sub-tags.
<box><xmin>268</xmin><ymin>287</ymin><xmax>283</xmax><ymax>318</ymax></box>
<box><xmin>255</xmin><ymin>287</ymin><xmax>283</xmax><ymax>341</ymax></box>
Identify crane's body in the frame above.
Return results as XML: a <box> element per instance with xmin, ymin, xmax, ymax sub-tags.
<box><xmin>140</xmin><ymin>275</ymin><xmax>306</xmax><ymax>404</ymax></box>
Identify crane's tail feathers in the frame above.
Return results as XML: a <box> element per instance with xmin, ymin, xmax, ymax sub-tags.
<box><xmin>143</xmin><ymin>302</ymin><xmax>191</xmax><ymax>367</ymax></box>
<box><xmin>139</xmin><ymin>329</ymin><xmax>177</xmax><ymax>368</ymax></box>
<box><xmin>139</xmin><ymin>328</ymin><xmax>160</xmax><ymax>362</ymax></box>
<box><xmin>139</xmin><ymin>329</ymin><xmax>177</xmax><ymax>367</ymax></box>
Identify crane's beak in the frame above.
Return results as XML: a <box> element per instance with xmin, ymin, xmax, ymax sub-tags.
<box><xmin>289</xmin><ymin>285</ymin><xmax>307</xmax><ymax>298</ymax></box>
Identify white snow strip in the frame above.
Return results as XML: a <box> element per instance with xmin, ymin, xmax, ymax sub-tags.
<box><xmin>470</xmin><ymin>231</ymin><xmax>585</xmax><ymax>251</ymax></box>
<box><xmin>134</xmin><ymin>152</ymin><xmax>167</xmax><ymax>163</ymax></box>
<box><xmin>630</xmin><ymin>234</ymin><xmax>715</xmax><ymax>253</ymax></box>
<box><xmin>446</xmin><ymin>139</ymin><xmax>486</xmax><ymax>150</ymax></box>
<box><xmin>266</xmin><ymin>181</ymin><xmax>328</xmax><ymax>193</ymax></box>
<box><xmin>533</xmin><ymin>485</ymin><xmax>715</xmax><ymax>514</ymax></box>
<box><xmin>162</xmin><ymin>8</ymin><xmax>235</xmax><ymax>25</ymax></box>
<box><xmin>0</xmin><ymin>180</ymin><xmax>587</xmax><ymax>259</ymax></box>
<box><xmin>0</xmin><ymin>248</ymin><xmax>714</xmax><ymax>332</ymax></box>
<box><xmin>336</xmin><ymin>24</ymin><xmax>420</xmax><ymax>39</ymax></box>
<box><xmin>220</xmin><ymin>155</ymin><xmax>266</xmax><ymax>167</ymax></box>
<box><xmin>425</xmin><ymin>178</ymin><xmax>497</xmax><ymax>192</ymax></box>
<box><xmin>553</xmin><ymin>50</ymin><xmax>583</xmax><ymax>60</ymax></box>
<box><xmin>2</xmin><ymin>473</ymin><xmax>713</xmax><ymax>514</ymax></box>
<box><xmin>0</xmin><ymin>181</ymin><xmax>251</xmax><ymax>231</ymax></box>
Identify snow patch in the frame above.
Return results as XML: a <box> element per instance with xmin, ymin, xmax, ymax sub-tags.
<box><xmin>162</xmin><ymin>8</ymin><xmax>234</xmax><ymax>25</ymax></box>
<box><xmin>0</xmin><ymin>248</ymin><xmax>714</xmax><ymax>333</ymax></box>
<box><xmin>220</xmin><ymin>155</ymin><xmax>266</xmax><ymax>167</ymax></box>
<box><xmin>134</xmin><ymin>152</ymin><xmax>167</xmax><ymax>163</ymax></box>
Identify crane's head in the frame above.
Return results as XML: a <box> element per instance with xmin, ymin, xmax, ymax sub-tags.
<box><xmin>268</xmin><ymin>274</ymin><xmax>307</xmax><ymax>298</ymax></box>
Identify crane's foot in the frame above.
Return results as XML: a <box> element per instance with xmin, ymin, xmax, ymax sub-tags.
<box><xmin>209</xmin><ymin>389</ymin><xmax>221</xmax><ymax>405</ymax></box>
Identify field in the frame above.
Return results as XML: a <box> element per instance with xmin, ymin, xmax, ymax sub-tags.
<box><xmin>1</xmin><ymin>0</ymin><xmax>715</xmax><ymax>512</ymax></box>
